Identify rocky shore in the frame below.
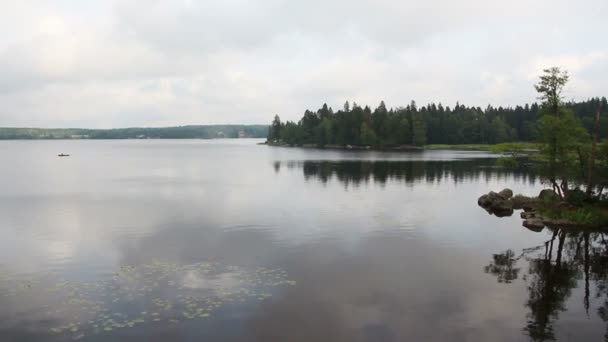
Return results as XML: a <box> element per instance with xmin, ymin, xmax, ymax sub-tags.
<box><xmin>478</xmin><ymin>188</ymin><xmax>585</xmax><ymax>231</ymax></box>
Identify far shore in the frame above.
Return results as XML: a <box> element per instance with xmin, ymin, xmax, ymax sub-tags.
<box><xmin>260</xmin><ymin>141</ymin><xmax>540</xmax><ymax>153</ymax></box>
<box><xmin>260</xmin><ymin>141</ymin><xmax>423</xmax><ymax>151</ymax></box>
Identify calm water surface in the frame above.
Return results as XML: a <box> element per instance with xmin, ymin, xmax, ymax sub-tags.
<box><xmin>0</xmin><ymin>139</ymin><xmax>605</xmax><ymax>341</ymax></box>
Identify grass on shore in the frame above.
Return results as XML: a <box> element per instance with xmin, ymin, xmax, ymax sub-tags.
<box><xmin>540</xmin><ymin>203</ymin><xmax>608</xmax><ymax>228</ymax></box>
<box><xmin>425</xmin><ymin>142</ymin><xmax>541</xmax><ymax>153</ymax></box>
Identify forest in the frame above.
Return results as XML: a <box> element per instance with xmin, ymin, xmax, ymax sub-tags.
<box><xmin>267</xmin><ymin>98</ymin><xmax>608</xmax><ymax>147</ymax></box>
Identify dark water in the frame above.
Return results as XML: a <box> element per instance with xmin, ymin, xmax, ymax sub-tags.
<box><xmin>0</xmin><ymin>139</ymin><xmax>605</xmax><ymax>342</ymax></box>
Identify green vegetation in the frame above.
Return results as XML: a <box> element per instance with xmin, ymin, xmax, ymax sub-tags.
<box><xmin>424</xmin><ymin>142</ymin><xmax>540</xmax><ymax>152</ymax></box>
<box><xmin>531</xmin><ymin>67</ymin><xmax>607</xmax><ymax>202</ymax></box>
<box><xmin>489</xmin><ymin>142</ymin><xmax>541</xmax><ymax>153</ymax></box>
<box><xmin>267</xmin><ymin>98</ymin><xmax>607</xmax><ymax>148</ymax></box>
<box><xmin>548</xmin><ymin>206</ymin><xmax>608</xmax><ymax>227</ymax></box>
<box><xmin>0</xmin><ymin>125</ymin><xmax>268</xmax><ymax>140</ymax></box>
<box><xmin>478</xmin><ymin>67</ymin><xmax>608</xmax><ymax>228</ymax></box>
<box><xmin>496</xmin><ymin>156</ymin><xmax>519</xmax><ymax>168</ymax></box>
<box><xmin>424</xmin><ymin>144</ymin><xmax>496</xmax><ymax>151</ymax></box>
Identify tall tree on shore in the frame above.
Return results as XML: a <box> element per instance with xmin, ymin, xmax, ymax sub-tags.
<box><xmin>534</xmin><ymin>67</ymin><xmax>589</xmax><ymax>199</ymax></box>
<box><xmin>586</xmin><ymin>105</ymin><xmax>602</xmax><ymax>196</ymax></box>
<box><xmin>268</xmin><ymin>115</ymin><xmax>283</xmax><ymax>142</ymax></box>
<box><xmin>534</xmin><ymin>67</ymin><xmax>569</xmax><ymax>117</ymax></box>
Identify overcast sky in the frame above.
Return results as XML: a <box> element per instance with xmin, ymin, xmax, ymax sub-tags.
<box><xmin>1</xmin><ymin>0</ymin><xmax>607</xmax><ymax>128</ymax></box>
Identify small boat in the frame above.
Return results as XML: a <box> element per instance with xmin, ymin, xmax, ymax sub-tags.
<box><xmin>58</xmin><ymin>153</ymin><xmax>70</xmax><ymax>157</ymax></box>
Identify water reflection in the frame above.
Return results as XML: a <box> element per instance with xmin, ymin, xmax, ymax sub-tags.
<box><xmin>1</xmin><ymin>141</ymin><xmax>586</xmax><ymax>341</ymax></box>
<box><xmin>0</xmin><ymin>260</ymin><xmax>294</xmax><ymax>341</ymax></box>
<box><xmin>275</xmin><ymin>159</ymin><xmax>536</xmax><ymax>186</ymax></box>
<box><xmin>485</xmin><ymin>228</ymin><xmax>608</xmax><ymax>341</ymax></box>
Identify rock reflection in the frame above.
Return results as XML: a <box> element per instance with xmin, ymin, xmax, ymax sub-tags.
<box><xmin>485</xmin><ymin>228</ymin><xmax>608</xmax><ymax>341</ymax></box>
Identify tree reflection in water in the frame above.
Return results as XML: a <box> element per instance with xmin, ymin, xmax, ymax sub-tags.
<box><xmin>485</xmin><ymin>229</ymin><xmax>608</xmax><ymax>341</ymax></box>
<box><xmin>276</xmin><ymin>159</ymin><xmax>536</xmax><ymax>187</ymax></box>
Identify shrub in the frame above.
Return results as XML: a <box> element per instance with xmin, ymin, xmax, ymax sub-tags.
<box><xmin>496</xmin><ymin>156</ymin><xmax>519</xmax><ymax>168</ymax></box>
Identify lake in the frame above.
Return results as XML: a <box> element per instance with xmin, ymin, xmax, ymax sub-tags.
<box><xmin>0</xmin><ymin>139</ymin><xmax>605</xmax><ymax>342</ymax></box>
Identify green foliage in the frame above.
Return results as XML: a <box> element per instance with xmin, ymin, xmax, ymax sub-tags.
<box><xmin>531</xmin><ymin>67</ymin><xmax>598</xmax><ymax>201</ymax></box>
<box><xmin>411</xmin><ymin>113</ymin><xmax>427</xmax><ymax>146</ymax></box>
<box><xmin>537</xmin><ymin>106</ymin><xmax>590</xmax><ymax>193</ymax></box>
<box><xmin>598</xmin><ymin>141</ymin><xmax>608</xmax><ymax>198</ymax></box>
<box><xmin>490</xmin><ymin>142</ymin><xmax>540</xmax><ymax>153</ymax></box>
<box><xmin>496</xmin><ymin>156</ymin><xmax>519</xmax><ymax>168</ymax></box>
<box><xmin>425</xmin><ymin>144</ymin><xmax>494</xmax><ymax>151</ymax></box>
<box><xmin>566</xmin><ymin>188</ymin><xmax>587</xmax><ymax>207</ymax></box>
<box><xmin>552</xmin><ymin>207</ymin><xmax>608</xmax><ymax>226</ymax></box>
<box><xmin>268</xmin><ymin>115</ymin><xmax>282</xmax><ymax>142</ymax></box>
<box><xmin>315</xmin><ymin>118</ymin><xmax>334</xmax><ymax>147</ymax></box>
<box><xmin>265</xmin><ymin>96</ymin><xmax>607</xmax><ymax>149</ymax></box>
<box><xmin>280</xmin><ymin>121</ymin><xmax>305</xmax><ymax>145</ymax></box>
<box><xmin>534</xmin><ymin>67</ymin><xmax>569</xmax><ymax>115</ymax></box>
<box><xmin>360</xmin><ymin>123</ymin><xmax>378</xmax><ymax>147</ymax></box>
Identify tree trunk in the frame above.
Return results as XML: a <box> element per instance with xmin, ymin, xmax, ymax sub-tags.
<box><xmin>560</xmin><ymin>180</ymin><xmax>568</xmax><ymax>200</ymax></box>
<box><xmin>584</xmin><ymin>232</ymin><xmax>590</xmax><ymax>315</ymax></box>
<box><xmin>552</xmin><ymin>179</ymin><xmax>564</xmax><ymax>200</ymax></box>
<box><xmin>586</xmin><ymin>106</ymin><xmax>601</xmax><ymax>197</ymax></box>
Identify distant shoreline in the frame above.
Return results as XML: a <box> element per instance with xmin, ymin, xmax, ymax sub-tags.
<box><xmin>0</xmin><ymin>125</ymin><xmax>268</xmax><ymax>140</ymax></box>
<box><xmin>261</xmin><ymin>141</ymin><xmax>424</xmax><ymax>151</ymax></box>
<box><xmin>0</xmin><ymin>137</ymin><xmax>266</xmax><ymax>141</ymax></box>
<box><xmin>262</xmin><ymin>141</ymin><xmax>540</xmax><ymax>153</ymax></box>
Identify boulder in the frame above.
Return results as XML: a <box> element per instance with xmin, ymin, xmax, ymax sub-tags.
<box><xmin>542</xmin><ymin>218</ymin><xmax>582</xmax><ymax>229</ymax></box>
<box><xmin>539</xmin><ymin>189</ymin><xmax>560</xmax><ymax>202</ymax></box>
<box><xmin>478</xmin><ymin>194</ymin><xmax>492</xmax><ymax>207</ymax></box>
<box><xmin>478</xmin><ymin>190</ymin><xmax>515</xmax><ymax>216</ymax></box>
<box><xmin>522</xmin><ymin>204</ymin><xmax>536</xmax><ymax>212</ymax></box>
<box><xmin>488</xmin><ymin>191</ymin><xmax>503</xmax><ymax>200</ymax></box>
<box><xmin>489</xmin><ymin>199</ymin><xmax>514</xmax><ymax>217</ymax></box>
<box><xmin>512</xmin><ymin>194</ymin><xmax>536</xmax><ymax>210</ymax></box>
<box><xmin>523</xmin><ymin>218</ymin><xmax>545</xmax><ymax>232</ymax></box>
<box><xmin>499</xmin><ymin>188</ymin><xmax>514</xmax><ymax>200</ymax></box>
<box><xmin>521</xmin><ymin>211</ymin><xmax>536</xmax><ymax>219</ymax></box>
<box><xmin>493</xmin><ymin>208</ymin><xmax>514</xmax><ymax>217</ymax></box>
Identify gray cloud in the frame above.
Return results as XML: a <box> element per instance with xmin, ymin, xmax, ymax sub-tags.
<box><xmin>0</xmin><ymin>0</ymin><xmax>607</xmax><ymax>128</ymax></box>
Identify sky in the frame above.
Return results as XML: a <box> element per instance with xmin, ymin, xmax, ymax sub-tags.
<box><xmin>0</xmin><ymin>0</ymin><xmax>607</xmax><ymax>128</ymax></box>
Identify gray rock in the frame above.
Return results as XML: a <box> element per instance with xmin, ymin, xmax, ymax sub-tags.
<box><xmin>522</xmin><ymin>204</ymin><xmax>536</xmax><ymax>212</ymax></box>
<box><xmin>539</xmin><ymin>189</ymin><xmax>560</xmax><ymax>202</ymax></box>
<box><xmin>542</xmin><ymin>218</ymin><xmax>579</xmax><ymax>229</ymax></box>
<box><xmin>521</xmin><ymin>211</ymin><xmax>536</xmax><ymax>219</ymax></box>
<box><xmin>478</xmin><ymin>194</ymin><xmax>492</xmax><ymax>207</ymax></box>
<box><xmin>488</xmin><ymin>191</ymin><xmax>503</xmax><ymax>200</ymax></box>
<box><xmin>523</xmin><ymin>219</ymin><xmax>545</xmax><ymax>232</ymax></box>
<box><xmin>512</xmin><ymin>195</ymin><xmax>536</xmax><ymax>210</ymax></box>
<box><xmin>499</xmin><ymin>188</ymin><xmax>514</xmax><ymax>199</ymax></box>
<box><xmin>489</xmin><ymin>200</ymin><xmax>514</xmax><ymax>217</ymax></box>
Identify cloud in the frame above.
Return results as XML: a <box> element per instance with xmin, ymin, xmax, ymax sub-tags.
<box><xmin>0</xmin><ymin>0</ymin><xmax>606</xmax><ymax>127</ymax></box>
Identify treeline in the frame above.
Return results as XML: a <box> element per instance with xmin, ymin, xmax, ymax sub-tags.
<box><xmin>0</xmin><ymin>125</ymin><xmax>269</xmax><ymax>140</ymax></box>
<box><xmin>267</xmin><ymin>98</ymin><xmax>608</xmax><ymax>147</ymax></box>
